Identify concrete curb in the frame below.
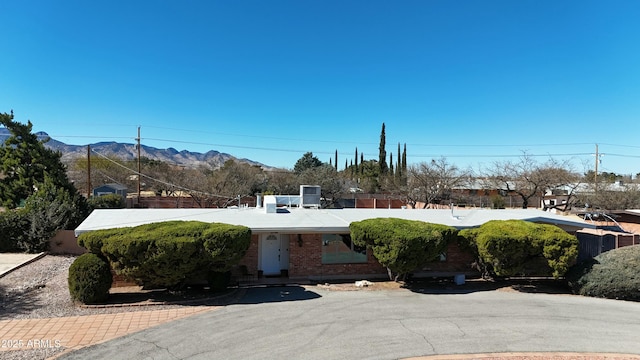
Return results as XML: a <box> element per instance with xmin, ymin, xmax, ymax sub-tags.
<box><xmin>405</xmin><ymin>352</ymin><xmax>640</xmax><ymax>359</ymax></box>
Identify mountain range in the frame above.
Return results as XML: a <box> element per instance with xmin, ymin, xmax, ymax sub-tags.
<box><xmin>0</xmin><ymin>128</ymin><xmax>270</xmax><ymax>169</ymax></box>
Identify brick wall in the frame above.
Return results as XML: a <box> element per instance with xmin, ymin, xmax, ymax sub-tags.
<box><xmin>288</xmin><ymin>233</ymin><xmax>387</xmax><ymax>279</ymax></box>
<box><xmin>236</xmin><ymin>234</ymin><xmax>260</xmax><ymax>276</ymax></box>
<box><xmin>237</xmin><ymin>232</ymin><xmax>478</xmax><ymax>281</ymax></box>
<box><xmin>417</xmin><ymin>241</ymin><xmax>477</xmax><ymax>276</ymax></box>
<box><xmin>111</xmin><ymin>271</ymin><xmax>137</xmax><ymax>288</ymax></box>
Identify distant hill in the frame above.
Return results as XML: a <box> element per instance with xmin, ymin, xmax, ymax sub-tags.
<box><xmin>0</xmin><ymin>128</ymin><xmax>271</xmax><ymax>169</ymax></box>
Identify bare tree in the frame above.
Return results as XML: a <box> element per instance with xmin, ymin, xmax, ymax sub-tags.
<box><xmin>264</xmin><ymin>169</ymin><xmax>299</xmax><ymax>195</ymax></box>
<box><xmin>407</xmin><ymin>157</ymin><xmax>471</xmax><ymax>209</ymax></box>
<box><xmin>484</xmin><ymin>154</ymin><xmax>581</xmax><ymax>209</ymax></box>
<box><xmin>208</xmin><ymin>160</ymin><xmax>265</xmax><ymax>207</ymax></box>
<box><xmin>537</xmin><ymin>160</ymin><xmax>582</xmax><ymax>212</ymax></box>
<box><xmin>576</xmin><ymin>181</ymin><xmax>640</xmax><ymax>211</ymax></box>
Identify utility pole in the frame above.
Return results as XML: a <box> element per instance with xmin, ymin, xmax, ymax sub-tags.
<box><xmin>87</xmin><ymin>145</ymin><xmax>91</xmax><ymax>198</ymax></box>
<box><xmin>593</xmin><ymin>144</ymin><xmax>602</xmax><ymax>196</ymax></box>
<box><xmin>136</xmin><ymin>126</ymin><xmax>141</xmax><ymax>204</ymax></box>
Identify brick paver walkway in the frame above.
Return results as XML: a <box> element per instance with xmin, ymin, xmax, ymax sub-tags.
<box><xmin>0</xmin><ymin>306</ymin><xmax>215</xmax><ymax>353</ymax></box>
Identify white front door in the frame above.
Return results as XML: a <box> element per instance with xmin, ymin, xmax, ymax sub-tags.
<box><xmin>261</xmin><ymin>234</ymin><xmax>281</xmax><ymax>276</ymax></box>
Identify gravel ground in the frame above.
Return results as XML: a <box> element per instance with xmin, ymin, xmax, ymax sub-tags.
<box><xmin>0</xmin><ymin>254</ymin><xmax>224</xmax><ymax>360</ymax></box>
<box><xmin>0</xmin><ymin>255</ymin><xmax>215</xmax><ymax>320</ymax></box>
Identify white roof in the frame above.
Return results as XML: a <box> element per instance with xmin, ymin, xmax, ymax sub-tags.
<box><xmin>75</xmin><ymin>207</ymin><xmax>594</xmax><ymax>236</ymax></box>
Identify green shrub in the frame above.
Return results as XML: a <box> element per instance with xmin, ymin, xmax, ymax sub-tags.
<box><xmin>203</xmin><ymin>223</ymin><xmax>252</xmax><ymax>272</ymax></box>
<box><xmin>20</xmin><ymin>176</ymin><xmax>90</xmax><ymax>253</ymax></box>
<box><xmin>0</xmin><ymin>209</ymin><xmax>29</xmax><ymax>252</ymax></box>
<box><xmin>567</xmin><ymin>245</ymin><xmax>640</xmax><ymax>301</ymax></box>
<box><xmin>77</xmin><ymin>227</ymin><xmax>129</xmax><ymax>254</ymax></box>
<box><xmin>0</xmin><ymin>176</ymin><xmax>90</xmax><ymax>253</ymax></box>
<box><xmin>459</xmin><ymin>220</ymin><xmax>578</xmax><ymax>279</ymax></box>
<box><xmin>68</xmin><ymin>253</ymin><xmax>113</xmax><ymax>304</ymax></box>
<box><xmin>350</xmin><ymin>218</ymin><xmax>457</xmax><ymax>281</ymax></box>
<box><xmin>77</xmin><ymin>221</ymin><xmax>251</xmax><ymax>289</ymax></box>
<box><xmin>88</xmin><ymin>194</ymin><xmax>125</xmax><ymax>209</ymax></box>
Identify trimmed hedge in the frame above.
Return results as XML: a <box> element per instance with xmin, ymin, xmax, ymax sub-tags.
<box><xmin>350</xmin><ymin>218</ymin><xmax>457</xmax><ymax>281</ymax></box>
<box><xmin>77</xmin><ymin>221</ymin><xmax>251</xmax><ymax>289</ymax></box>
<box><xmin>68</xmin><ymin>253</ymin><xmax>113</xmax><ymax>304</ymax></box>
<box><xmin>567</xmin><ymin>245</ymin><xmax>640</xmax><ymax>301</ymax></box>
<box><xmin>459</xmin><ymin>220</ymin><xmax>578</xmax><ymax>279</ymax></box>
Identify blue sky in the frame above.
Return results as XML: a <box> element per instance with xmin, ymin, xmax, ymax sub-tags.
<box><xmin>1</xmin><ymin>1</ymin><xmax>639</xmax><ymax>175</ymax></box>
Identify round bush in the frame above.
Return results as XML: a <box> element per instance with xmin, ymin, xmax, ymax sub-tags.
<box><xmin>567</xmin><ymin>245</ymin><xmax>640</xmax><ymax>301</ymax></box>
<box><xmin>459</xmin><ymin>220</ymin><xmax>578</xmax><ymax>279</ymax></box>
<box><xmin>68</xmin><ymin>253</ymin><xmax>113</xmax><ymax>304</ymax></box>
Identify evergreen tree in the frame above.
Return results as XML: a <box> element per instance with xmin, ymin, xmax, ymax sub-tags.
<box><xmin>355</xmin><ymin>147</ymin><xmax>359</xmax><ymax>174</ymax></box>
<box><xmin>293</xmin><ymin>152</ymin><xmax>323</xmax><ymax>174</ymax></box>
<box><xmin>402</xmin><ymin>143</ymin><xmax>407</xmax><ymax>172</ymax></box>
<box><xmin>402</xmin><ymin>143</ymin><xmax>408</xmax><ymax>185</ymax></box>
<box><xmin>334</xmin><ymin>150</ymin><xmax>338</xmax><ymax>170</ymax></box>
<box><xmin>378</xmin><ymin>123</ymin><xmax>388</xmax><ymax>174</ymax></box>
<box><xmin>0</xmin><ymin>112</ymin><xmax>78</xmax><ymax>208</ymax></box>
<box><xmin>396</xmin><ymin>142</ymin><xmax>402</xmax><ymax>179</ymax></box>
<box><xmin>390</xmin><ymin>153</ymin><xmax>394</xmax><ymax>176</ymax></box>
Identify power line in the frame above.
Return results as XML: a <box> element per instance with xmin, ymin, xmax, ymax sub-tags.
<box><xmin>50</xmin><ymin>133</ymin><xmax>640</xmax><ymax>162</ymax></box>
<box><xmin>90</xmin><ymin>149</ymin><xmax>235</xmax><ymax>200</ymax></box>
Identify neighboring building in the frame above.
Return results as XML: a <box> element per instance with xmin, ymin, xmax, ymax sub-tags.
<box><xmin>75</xmin><ymin>204</ymin><xmax>594</xmax><ymax>282</ymax></box>
<box><xmin>575</xmin><ymin>209</ymin><xmax>640</xmax><ymax>260</ymax></box>
<box><xmin>92</xmin><ymin>183</ymin><xmax>128</xmax><ymax>198</ymax></box>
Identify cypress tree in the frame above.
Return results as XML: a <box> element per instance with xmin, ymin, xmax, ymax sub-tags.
<box><xmin>396</xmin><ymin>142</ymin><xmax>402</xmax><ymax>179</ymax></box>
<box><xmin>378</xmin><ymin>123</ymin><xmax>388</xmax><ymax>174</ymax></box>
<box><xmin>355</xmin><ymin>147</ymin><xmax>358</xmax><ymax>174</ymax></box>
<box><xmin>402</xmin><ymin>143</ymin><xmax>407</xmax><ymax>172</ymax></box>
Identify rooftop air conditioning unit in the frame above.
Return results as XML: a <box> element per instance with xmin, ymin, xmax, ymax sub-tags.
<box><xmin>300</xmin><ymin>185</ymin><xmax>321</xmax><ymax>208</ymax></box>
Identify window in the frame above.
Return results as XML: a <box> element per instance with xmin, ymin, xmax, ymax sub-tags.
<box><xmin>321</xmin><ymin>234</ymin><xmax>367</xmax><ymax>264</ymax></box>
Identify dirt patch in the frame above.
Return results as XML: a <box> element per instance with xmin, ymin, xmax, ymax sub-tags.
<box><xmin>315</xmin><ymin>278</ymin><xmax>574</xmax><ymax>295</ymax></box>
<box><xmin>316</xmin><ymin>280</ymin><xmax>405</xmax><ymax>291</ymax></box>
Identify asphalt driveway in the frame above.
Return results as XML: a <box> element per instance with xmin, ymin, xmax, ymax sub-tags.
<box><xmin>59</xmin><ymin>285</ymin><xmax>640</xmax><ymax>359</ymax></box>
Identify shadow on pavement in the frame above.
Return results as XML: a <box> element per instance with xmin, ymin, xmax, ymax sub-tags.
<box><xmin>235</xmin><ymin>285</ymin><xmax>321</xmax><ymax>304</ymax></box>
<box><xmin>405</xmin><ymin>278</ymin><xmax>573</xmax><ymax>295</ymax></box>
<box><xmin>102</xmin><ymin>287</ymin><xmax>239</xmax><ymax>306</ymax></box>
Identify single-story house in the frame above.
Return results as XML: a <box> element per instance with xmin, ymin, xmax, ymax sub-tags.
<box><xmin>75</xmin><ymin>202</ymin><xmax>595</xmax><ymax>281</ymax></box>
<box><xmin>92</xmin><ymin>183</ymin><xmax>128</xmax><ymax>198</ymax></box>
